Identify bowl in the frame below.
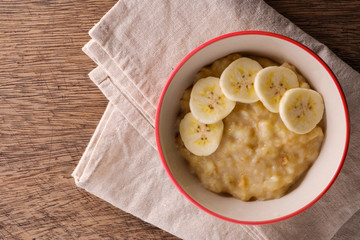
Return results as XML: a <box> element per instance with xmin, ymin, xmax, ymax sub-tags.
<box><xmin>155</xmin><ymin>31</ymin><xmax>349</xmax><ymax>224</ymax></box>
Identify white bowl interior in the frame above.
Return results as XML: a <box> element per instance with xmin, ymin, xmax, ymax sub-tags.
<box><xmin>158</xmin><ymin>34</ymin><xmax>348</xmax><ymax>222</ymax></box>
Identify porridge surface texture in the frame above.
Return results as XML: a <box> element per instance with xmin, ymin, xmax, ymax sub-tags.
<box><xmin>176</xmin><ymin>54</ymin><xmax>324</xmax><ymax>201</ymax></box>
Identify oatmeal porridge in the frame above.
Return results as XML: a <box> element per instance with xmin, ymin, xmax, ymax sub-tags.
<box><xmin>176</xmin><ymin>54</ymin><xmax>324</xmax><ymax>201</ymax></box>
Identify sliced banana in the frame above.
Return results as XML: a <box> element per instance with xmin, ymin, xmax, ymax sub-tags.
<box><xmin>220</xmin><ymin>57</ymin><xmax>263</xmax><ymax>103</ymax></box>
<box><xmin>281</xmin><ymin>62</ymin><xmax>310</xmax><ymax>89</ymax></box>
<box><xmin>279</xmin><ymin>88</ymin><xmax>324</xmax><ymax>134</ymax></box>
<box><xmin>190</xmin><ymin>76</ymin><xmax>235</xmax><ymax>124</ymax></box>
<box><xmin>179</xmin><ymin>112</ymin><xmax>224</xmax><ymax>156</ymax></box>
<box><xmin>254</xmin><ymin>66</ymin><xmax>299</xmax><ymax>113</ymax></box>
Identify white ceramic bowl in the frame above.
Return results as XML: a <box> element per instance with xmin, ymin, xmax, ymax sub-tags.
<box><xmin>155</xmin><ymin>31</ymin><xmax>349</xmax><ymax>224</ymax></box>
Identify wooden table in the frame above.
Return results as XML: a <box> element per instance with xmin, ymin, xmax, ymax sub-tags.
<box><xmin>0</xmin><ymin>1</ymin><xmax>359</xmax><ymax>239</ymax></box>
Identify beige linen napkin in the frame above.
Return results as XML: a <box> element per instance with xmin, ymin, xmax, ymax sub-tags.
<box><xmin>74</xmin><ymin>0</ymin><xmax>360</xmax><ymax>239</ymax></box>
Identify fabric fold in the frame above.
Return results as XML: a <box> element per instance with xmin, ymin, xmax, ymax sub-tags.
<box><xmin>74</xmin><ymin>0</ymin><xmax>360</xmax><ymax>239</ymax></box>
<box><xmin>82</xmin><ymin>41</ymin><xmax>156</xmax><ymax>125</ymax></box>
<box><xmin>88</xmin><ymin>66</ymin><xmax>156</xmax><ymax>149</ymax></box>
<box><xmin>73</xmin><ymin>102</ymin><xmax>115</xmax><ymax>185</ymax></box>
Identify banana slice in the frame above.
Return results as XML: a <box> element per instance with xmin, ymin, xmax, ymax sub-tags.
<box><xmin>254</xmin><ymin>66</ymin><xmax>299</xmax><ymax>113</ymax></box>
<box><xmin>179</xmin><ymin>112</ymin><xmax>224</xmax><ymax>156</ymax></box>
<box><xmin>279</xmin><ymin>88</ymin><xmax>324</xmax><ymax>134</ymax></box>
<box><xmin>219</xmin><ymin>57</ymin><xmax>263</xmax><ymax>103</ymax></box>
<box><xmin>190</xmin><ymin>76</ymin><xmax>235</xmax><ymax>124</ymax></box>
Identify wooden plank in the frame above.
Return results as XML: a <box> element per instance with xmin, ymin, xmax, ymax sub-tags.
<box><xmin>0</xmin><ymin>0</ymin><xmax>358</xmax><ymax>239</ymax></box>
<box><xmin>266</xmin><ymin>0</ymin><xmax>360</xmax><ymax>73</ymax></box>
<box><xmin>0</xmin><ymin>0</ymin><xmax>177</xmax><ymax>239</ymax></box>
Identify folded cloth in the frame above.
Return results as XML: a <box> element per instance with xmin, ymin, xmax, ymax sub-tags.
<box><xmin>73</xmin><ymin>0</ymin><xmax>360</xmax><ymax>239</ymax></box>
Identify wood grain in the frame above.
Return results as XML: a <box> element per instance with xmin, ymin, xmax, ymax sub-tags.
<box><xmin>266</xmin><ymin>0</ymin><xmax>360</xmax><ymax>73</ymax></box>
<box><xmin>0</xmin><ymin>0</ymin><xmax>359</xmax><ymax>239</ymax></box>
<box><xmin>0</xmin><ymin>0</ymin><xmax>176</xmax><ymax>239</ymax></box>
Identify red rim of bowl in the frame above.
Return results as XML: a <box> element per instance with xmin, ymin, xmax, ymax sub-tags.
<box><xmin>155</xmin><ymin>30</ymin><xmax>350</xmax><ymax>225</ymax></box>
